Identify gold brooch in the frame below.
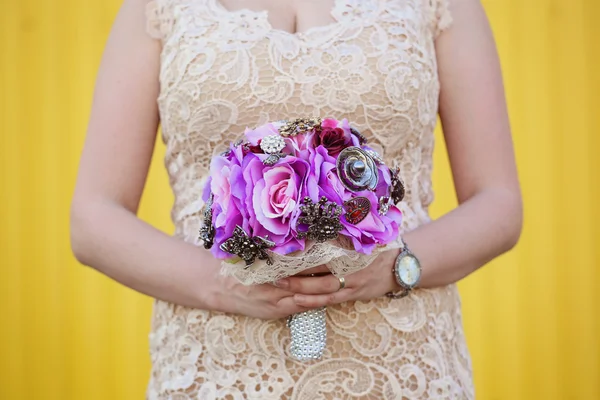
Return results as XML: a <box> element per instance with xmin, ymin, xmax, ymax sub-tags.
<box><xmin>279</xmin><ymin>117</ymin><xmax>323</xmax><ymax>137</ymax></box>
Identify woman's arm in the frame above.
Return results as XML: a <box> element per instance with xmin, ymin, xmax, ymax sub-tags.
<box><xmin>280</xmin><ymin>0</ymin><xmax>523</xmax><ymax>305</ymax></box>
<box><xmin>70</xmin><ymin>0</ymin><xmax>218</xmax><ymax>309</ymax></box>
<box><xmin>408</xmin><ymin>0</ymin><xmax>522</xmax><ymax>287</ymax></box>
<box><xmin>70</xmin><ymin>0</ymin><xmax>305</xmax><ymax>319</ymax></box>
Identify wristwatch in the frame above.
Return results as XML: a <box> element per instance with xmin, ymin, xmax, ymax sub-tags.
<box><xmin>386</xmin><ymin>241</ymin><xmax>422</xmax><ymax>299</ymax></box>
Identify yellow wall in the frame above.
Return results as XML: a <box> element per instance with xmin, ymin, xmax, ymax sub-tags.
<box><xmin>1</xmin><ymin>0</ymin><xmax>598</xmax><ymax>399</ymax></box>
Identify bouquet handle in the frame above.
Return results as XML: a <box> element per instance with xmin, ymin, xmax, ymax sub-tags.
<box><xmin>287</xmin><ymin>307</ymin><xmax>327</xmax><ymax>360</ymax></box>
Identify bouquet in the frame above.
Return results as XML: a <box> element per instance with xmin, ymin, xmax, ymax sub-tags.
<box><xmin>199</xmin><ymin>117</ymin><xmax>406</xmax><ymax>360</ymax></box>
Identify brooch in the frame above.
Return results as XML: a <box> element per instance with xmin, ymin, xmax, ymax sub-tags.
<box><xmin>296</xmin><ymin>196</ymin><xmax>344</xmax><ymax>243</ymax></box>
<box><xmin>219</xmin><ymin>226</ymin><xmax>275</xmax><ymax>267</ymax></box>
<box><xmin>336</xmin><ymin>147</ymin><xmax>379</xmax><ymax>192</ymax></box>
<box><xmin>343</xmin><ymin>197</ymin><xmax>371</xmax><ymax>224</ymax></box>
<box><xmin>198</xmin><ymin>194</ymin><xmax>215</xmax><ymax>249</ymax></box>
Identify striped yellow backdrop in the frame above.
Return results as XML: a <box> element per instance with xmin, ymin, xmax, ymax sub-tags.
<box><xmin>1</xmin><ymin>0</ymin><xmax>598</xmax><ymax>399</ymax></box>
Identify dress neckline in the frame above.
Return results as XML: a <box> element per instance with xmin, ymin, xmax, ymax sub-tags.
<box><xmin>210</xmin><ymin>0</ymin><xmax>344</xmax><ymax>40</ymax></box>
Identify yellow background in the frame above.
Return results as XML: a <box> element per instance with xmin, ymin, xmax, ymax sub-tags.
<box><xmin>1</xmin><ymin>0</ymin><xmax>599</xmax><ymax>398</ymax></box>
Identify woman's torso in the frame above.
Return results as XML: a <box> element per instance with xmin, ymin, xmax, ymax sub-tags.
<box><xmin>149</xmin><ymin>0</ymin><xmax>443</xmax><ymax>239</ymax></box>
<box><xmin>145</xmin><ymin>0</ymin><xmax>473</xmax><ymax>398</ymax></box>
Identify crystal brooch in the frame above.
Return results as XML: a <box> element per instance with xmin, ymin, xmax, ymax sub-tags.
<box><xmin>390</xmin><ymin>168</ymin><xmax>405</xmax><ymax>204</ymax></box>
<box><xmin>279</xmin><ymin>117</ymin><xmax>323</xmax><ymax>137</ymax></box>
<box><xmin>260</xmin><ymin>134</ymin><xmax>286</xmax><ymax>154</ymax></box>
<box><xmin>198</xmin><ymin>194</ymin><xmax>215</xmax><ymax>249</ymax></box>
<box><xmin>343</xmin><ymin>197</ymin><xmax>371</xmax><ymax>224</ymax></box>
<box><xmin>219</xmin><ymin>225</ymin><xmax>275</xmax><ymax>267</ymax></box>
<box><xmin>296</xmin><ymin>196</ymin><xmax>344</xmax><ymax>243</ymax></box>
<box><xmin>378</xmin><ymin>196</ymin><xmax>391</xmax><ymax>216</ymax></box>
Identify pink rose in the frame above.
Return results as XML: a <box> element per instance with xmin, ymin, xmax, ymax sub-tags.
<box><xmin>243</xmin><ymin>155</ymin><xmax>310</xmax><ymax>254</ymax></box>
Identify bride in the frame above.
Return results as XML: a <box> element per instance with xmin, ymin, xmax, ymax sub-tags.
<box><xmin>71</xmin><ymin>0</ymin><xmax>522</xmax><ymax>398</ymax></box>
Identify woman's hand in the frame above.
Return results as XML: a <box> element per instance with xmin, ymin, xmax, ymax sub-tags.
<box><xmin>212</xmin><ymin>275</ymin><xmax>313</xmax><ymax>320</ymax></box>
<box><xmin>274</xmin><ymin>249</ymin><xmax>402</xmax><ymax>309</ymax></box>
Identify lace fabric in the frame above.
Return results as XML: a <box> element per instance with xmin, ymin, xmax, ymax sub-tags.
<box><xmin>220</xmin><ymin>233</ymin><xmax>405</xmax><ymax>286</ymax></box>
<box><xmin>144</xmin><ymin>0</ymin><xmax>473</xmax><ymax>398</ymax></box>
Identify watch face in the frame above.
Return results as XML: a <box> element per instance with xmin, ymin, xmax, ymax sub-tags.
<box><xmin>395</xmin><ymin>254</ymin><xmax>421</xmax><ymax>287</ymax></box>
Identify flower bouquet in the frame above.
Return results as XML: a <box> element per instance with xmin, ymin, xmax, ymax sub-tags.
<box><xmin>199</xmin><ymin>117</ymin><xmax>406</xmax><ymax>361</ymax></box>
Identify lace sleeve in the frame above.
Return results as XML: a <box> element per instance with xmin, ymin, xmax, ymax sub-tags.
<box><xmin>145</xmin><ymin>0</ymin><xmax>174</xmax><ymax>41</ymax></box>
<box><xmin>429</xmin><ymin>0</ymin><xmax>453</xmax><ymax>38</ymax></box>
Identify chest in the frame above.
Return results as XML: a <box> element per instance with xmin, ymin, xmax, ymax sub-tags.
<box><xmin>216</xmin><ymin>0</ymin><xmax>337</xmax><ymax>34</ymax></box>
<box><xmin>160</xmin><ymin>0</ymin><xmax>439</xmax><ymax>92</ymax></box>
<box><xmin>157</xmin><ymin>0</ymin><xmax>441</xmax><ymax>157</ymax></box>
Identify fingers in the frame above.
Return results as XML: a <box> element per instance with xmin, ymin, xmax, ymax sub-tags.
<box><xmin>276</xmin><ymin>296</ymin><xmax>311</xmax><ymax>317</ymax></box>
<box><xmin>293</xmin><ymin>288</ymin><xmax>354</xmax><ymax>309</ymax></box>
<box><xmin>277</xmin><ymin>274</ymin><xmax>341</xmax><ymax>294</ymax></box>
<box><xmin>297</xmin><ymin>264</ymin><xmax>330</xmax><ymax>276</ymax></box>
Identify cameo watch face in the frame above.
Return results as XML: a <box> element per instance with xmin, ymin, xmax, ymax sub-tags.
<box><xmin>395</xmin><ymin>254</ymin><xmax>421</xmax><ymax>287</ymax></box>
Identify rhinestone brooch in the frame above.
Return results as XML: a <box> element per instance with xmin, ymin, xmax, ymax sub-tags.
<box><xmin>219</xmin><ymin>225</ymin><xmax>275</xmax><ymax>267</ymax></box>
<box><xmin>198</xmin><ymin>194</ymin><xmax>215</xmax><ymax>249</ymax></box>
<box><xmin>343</xmin><ymin>196</ymin><xmax>371</xmax><ymax>224</ymax></box>
<box><xmin>390</xmin><ymin>167</ymin><xmax>406</xmax><ymax>204</ymax></box>
<box><xmin>260</xmin><ymin>134</ymin><xmax>286</xmax><ymax>154</ymax></box>
<box><xmin>378</xmin><ymin>196</ymin><xmax>391</xmax><ymax>216</ymax></box>
<box><xmin>296</xmin><ymin>196</ymin><xmax>344</xmax><ymax>243</ymax></box>
<box><xmin>260</xmin><ymin>134</ymin><xmax>287</xmax><ymax>165</ymax></box>
<box><xmin>279</xmin><ymin>117</ymin><xmax>323</xmax><ymax>137</ymax></box>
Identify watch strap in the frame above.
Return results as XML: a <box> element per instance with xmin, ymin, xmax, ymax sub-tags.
<box><xmin>385</xmin><ymin>287</ymin><xmax>411</xmax><ymax>299</ymax></box>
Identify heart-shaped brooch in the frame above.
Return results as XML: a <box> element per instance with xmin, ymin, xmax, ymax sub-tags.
<box><xmin>343</xmin><ymin>197</ymin><xmax>371</xmax><ymax>225</ymax></box>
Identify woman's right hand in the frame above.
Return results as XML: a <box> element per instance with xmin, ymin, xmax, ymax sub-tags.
<box><xmin>212</xmin><ymin>275</ymin><xmax>310</xmax><ymax>320</ymax></box>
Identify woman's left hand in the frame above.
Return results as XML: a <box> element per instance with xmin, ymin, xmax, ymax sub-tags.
<box><xmin>274</xmin><ymin>248</ymin><xmax>402</xmax><ymax>308</ymax></box>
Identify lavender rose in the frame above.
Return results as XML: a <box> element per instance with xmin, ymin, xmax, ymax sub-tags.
<box><xmin>340</xmin><ymin>190</ymin><xmax>402</xmax><ymax>254</ymax></box>
<box><xmin>305</xmin><ymin>146</ymin><xmax>402</xmax><ymax>254</ymax></box>
<box><xmin>244</xmin><ymin>123</ymin><xmax>280</xmax><ymax>145</ymax></box>
<box><xmin>206</xmin><ymin>149</ymin><xmax>253</xmax><ymax>260</ymax></box>
<box><xmin>204</xmin><ymin>117</ymin><xmax>401</xmax><ymax>263</ymax></box>
<box><xmin>242</xmin><ymin>154</ymin><xmax>310</xmax><ymax>254</ymax></box>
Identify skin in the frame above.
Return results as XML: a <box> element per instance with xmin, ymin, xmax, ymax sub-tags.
<box><xmin>70</xmin><ymin>0</ymin><xmax>522</xmax><ymax>320</ymax></box>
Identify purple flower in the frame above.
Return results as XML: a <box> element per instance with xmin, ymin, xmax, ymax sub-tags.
<box><xmin>339</xmin><ymin>118</ymin><xmax>362</xmax><ymax>147</ymax></box>
<box><xmin>241</xmin><ymin>154</ymin><xmax>310</xmax><ymax>254</ymax></box>
<box><xmin>374</xmin><ymin>162</ymin><xmax>393</xmax><ymax>199</ymax></box>
<box><xmin>306</xmin><ymin>145</ymin><xmax>349</xmax><ymax>204</ymax></box>
<box><xmin>206</xmin><ymin>118</ymin><xmax>402</xmax><ymax>262</ymax></box>
<box><xmin>244</xmin><ymin>123</ymin><xmax>280</xmax><ymax>145</ymax></box>
<box><xmin>287</xmin><ymin>132</ymin><xmax>314</xmax><ymax>155</ymax></box>
<box><xmin>305</xmin><ymin>145</ymin><xmax>402</xmax><ymax>254</ymax></box>
<box><xmin>340</xmin><ymin>189</ymin><xmax>402</xmax><ymax>254</ymax></box>
<box><xmin>208</xmin><ymin>153</ymin><xmax>250</xmax><ymax>259</ymax></box>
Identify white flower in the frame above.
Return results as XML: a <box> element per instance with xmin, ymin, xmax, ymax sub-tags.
<box><xmin>216</xmin><ymin>12</ymin><xmax>270</xmax><ymax>48</ymax></box>
<box><xmin>197</xmin><ymin>381</ymin><xmax>244</xmax><ymax>400</ymax></box>
<box><xmin>292</xmin><ymin>45</ymin><xmax>377</xmax><ymax>113</ymax></box>
<box><xmin>332</xmin><ymin>0</ymin><xmax>382</xmax><ymax>25</ymax></box>
<box><xmin>239</xmin><ymin>355</ymin><xmax>294</xmax><ymax>399</ymax></box>
<box><xmin>149</xmin><ymin>317</ymin><xmax>204</xmax><ymax>392</ymax></box>
<box><xmin>427</xmin><ymin>376</ymin><xmax>463</xmax><ymax>399</ymax></box>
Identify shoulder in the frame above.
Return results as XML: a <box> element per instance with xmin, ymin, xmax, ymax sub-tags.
<box><xmin>145</xmin><ymin>0</ymin><xmax>176</xmax><ymax>40</ymax></box>
<box><xmin>423</xmin><ymin>0</ymin><xmax>454</xmax><ymax>38</ymax></box>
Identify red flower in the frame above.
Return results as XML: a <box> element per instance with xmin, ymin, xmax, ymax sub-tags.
<box><xmin>312</xmin><ymin>127</ymin><xmax>352</xmax><ymax>156</ymax></box>
<box><xmin>248</xmin><ymin>139</ymin><xmax>264</xmax><ymax>154</ymax></box>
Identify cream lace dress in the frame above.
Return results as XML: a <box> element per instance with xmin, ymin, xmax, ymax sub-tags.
<box><xmin>144</xmin><ymin>0</ymin><xmax>474</xmax><ymax>398</ymax></box>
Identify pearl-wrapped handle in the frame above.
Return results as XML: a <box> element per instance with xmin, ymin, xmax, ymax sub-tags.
<box><xmin>287</xmin><ymin>307</ymin><xmax>327</xmax><ymax>361</ymax></box>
